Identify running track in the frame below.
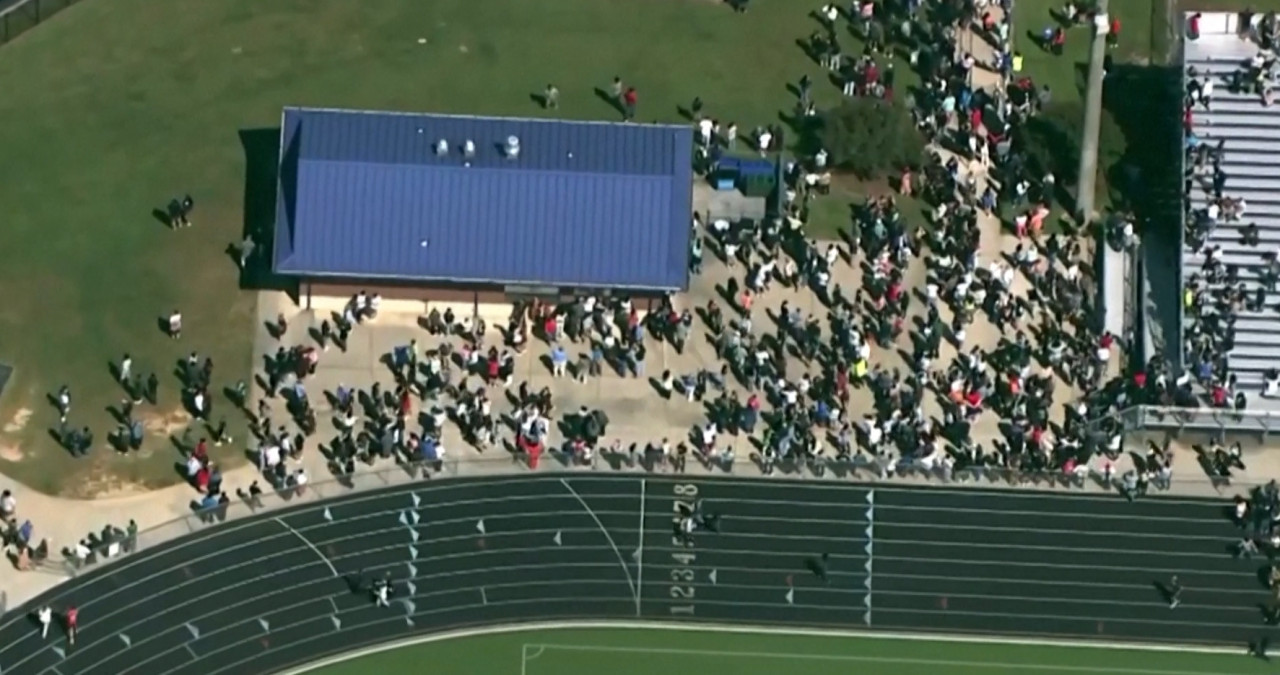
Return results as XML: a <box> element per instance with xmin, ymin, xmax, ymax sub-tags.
<box><xmin>0</xmin><ymin>475</ymin><xmax>1270</xmax><ymax>674</ymax></box>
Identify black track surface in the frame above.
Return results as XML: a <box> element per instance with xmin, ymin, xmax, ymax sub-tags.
<box><xmin>0</xmin><ymin>475</ymin><xmax>1270</xmax><ymax>675</ymax></box>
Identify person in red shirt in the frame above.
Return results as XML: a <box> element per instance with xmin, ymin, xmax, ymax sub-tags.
<box><xmin>1050</xmin><ymin>27</ymin><xmax>1066</xmax><ymax>55</ymax></box>
<box><xmin>486</xmin><ymin>351</ymin><xmax>500</xmax><ymax>385</ymax></box>
<box><xmin>193</xmin><ymin>437</ymin><xmax>209</xmax><ymax>463</ymax></box>
<box><xmin>65</xmin><ymin>606</ymin><xmax>79</xmax><ymax>645</ymax></box>
<box><xmin>622</xmin><ymin>87</ymin><xmax>638</xmax><ymax>121</ymax></box>
<box><xmin>527</xmin><ymin>439</ymin><xmax>542</xmax><ymax>470</ymax></box>
<box><xmin>195</xmin><ymin>463</ymin><xmax>211</xmax><ymax>493</ymax></box>
<box><xmin>398</xmin><ymin>389</ymin><xmax>412</xmax><ymax>419</ymax></box>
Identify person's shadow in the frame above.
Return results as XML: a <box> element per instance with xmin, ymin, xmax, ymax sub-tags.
<box><xmin>593</xmin><ymin>87</ymin><xmax>624</xmax><ymax>116</ymax></box>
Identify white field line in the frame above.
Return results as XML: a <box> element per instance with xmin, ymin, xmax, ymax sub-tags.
<box><xmin>277</xmin><ymin>619</ymin><xmax>1246</xmax><ymax>675</ymax></box>
<box><xmin>522</xmin><ymin>642</ymin><xmax>1239</xmax><ymax>675</ymax></box>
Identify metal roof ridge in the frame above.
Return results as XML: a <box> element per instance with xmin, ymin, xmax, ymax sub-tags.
<box><xmin>282</xmin><ymin>105</ymin><xmax>692</xmax><ymax>133</ymax></box>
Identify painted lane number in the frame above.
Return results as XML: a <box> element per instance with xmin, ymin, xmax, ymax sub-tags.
<box><xmin>669</xmin><ymin>483</ymin><xmax>698</xmax><ymax>616</ymax></box>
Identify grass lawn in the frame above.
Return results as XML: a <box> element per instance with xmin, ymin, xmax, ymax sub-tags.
<box><xmin>297</xmin><ymin>627</ymin><xmax>1268</xmax><ymax>675</ymax></box>
<box><xmin>805</xmin><ymin>175</ymin><xmax>931</xmax><ymax>240</ymax></box>
<box><xmin>0</xmin><ymin>0</ymin><xmax>863</xmax><ymax>495</ymax></box>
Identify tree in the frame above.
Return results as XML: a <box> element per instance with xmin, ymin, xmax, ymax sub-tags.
<box><xmin>816</xmin><ymin>97</ymin><xmax>926</xmax><ymax>178</ymax></box>
<box><xmin>1014</xmin><ymin>100</ymin><xmax>1123</xmax><ymax>194</ymax></box>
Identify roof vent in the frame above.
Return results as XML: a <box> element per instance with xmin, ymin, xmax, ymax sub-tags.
<box><xmin>435</xmin><ymin>139</ymin><xmax>449</xmax><ymax>156</ymax></box>
<box><xmin>504</xmin><ymin>135</ymin><xmax>521</xmax><ymax>159</ymax></box>
<box><xmin>463</xmin><ymin>140</ymin><xmax>476</xmax><ymax>158</ymax></box>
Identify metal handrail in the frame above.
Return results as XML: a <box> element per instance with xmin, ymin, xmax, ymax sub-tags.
<box><xmin>1175</xmin><ymin>26</ymin><xmax>1189</xmax><ymax>375</ymax></box>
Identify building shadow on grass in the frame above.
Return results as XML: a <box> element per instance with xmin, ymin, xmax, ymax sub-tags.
<box><xmin>238</xmin><ymin>127</ymin><xmax>298</xmax><ymax>300</ymax></box>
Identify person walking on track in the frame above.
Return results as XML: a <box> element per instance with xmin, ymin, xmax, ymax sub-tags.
<box><xmin>1167</xmin><ymin>575</ymin><xmax>1183</xmax><ymax>609</ymax></box>
<box><xmin>65</xmin><ymin>605</ymin><xmax>79</xmax><ymax>645</ymax></box>
<box><xmin>807</xmin><ymin>552</ymin><xmax>831</xmax><ymax>584</ymax></box>
<box><xmin>37</xmin><ymin>606</ymin><xmax>51</xmax><ymax>639</ymax></box>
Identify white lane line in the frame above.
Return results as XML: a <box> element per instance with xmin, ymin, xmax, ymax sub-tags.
<box><xmin>636</xmin><ymin>478</ymin><xmax>646</xmax><ymax>618</ymax></box>
<box><xmin>0</xmin><ymin>475</ymin><xmax>623</xmax><ymax>645</ymax></box>
<box><xmin>560</xmin><ymin>479</ymin><xmax>638</xmax><ymax>608</ymax></box>
<box><xmin>874</xmin><ymin>538</ymin><xmax>1226</xmax><ymax>560</ymax></box>
<box><xmin>185</xmin><ymin>644</ymin><xmax>198</xmax><ymax>659</ymax></box>
<box><xmin>480</xmin><ymin>587</ymin><xmax>488</xmax><ymax>605</ymax></box>
<box><xmin>18</xmin><ymin>516</ymin><xmax>1244</xmax><ymax>675</ymax></box>
<box><xmin>146</xmin><ymin>584</ymin><xmax>1268</xmax><ymax>675</ymax></box>
<box><xmin>879</xmin><ymin>520</ymin><xmax>1229</xmax><ymax>542</ymax></box>
<box><xmin>4</xmin><ymin>482</ymin><xmax>1240</xmax><ymax>672</ymax></box>
<box><xmin>874</xmin><ymin>554</ymin><xmax>1248</xmax><ymax>577</ymax></box>
<box><xmin>18</xmin><ymin>523</ymin><xmax>1244</xmax><ymax>672</ymax></box>
<box><xmin>274</xmin><ymin>518</ymin><xmax>339</xmax><ymax>577</ymax></box>
<box><xmin>0</xmin><ymin>476</ymin><xmax>1223</xmax><ymax>654</ymax></box>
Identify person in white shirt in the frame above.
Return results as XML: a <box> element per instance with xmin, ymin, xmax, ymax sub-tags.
<box><xmin>168</xmin><ymin>310</ymin><xmax>182</xmax><ymax>339</ymax></box>
<box><xmin>186</xmin><ymin>454</ymin><xmax>203</xmax><ymax>478</ymax></box>
<box><xmin>38</xmin><ymin>606</ymin><xmax>52</xmax><ymax>639</ymax></box>
<box><xmin>0</xmin><ymin>490</ymin><xmax>15</xmax><ymax>520</ymax></box>
<box><xmin>698</xmin><ymin>118</ymin><xmax>713</xmax><ymax>147</ymax></box>
<box><xmin>757</xmin><ymin>129</ymin><xmax>772</xmax><ymax>155</ymax></box>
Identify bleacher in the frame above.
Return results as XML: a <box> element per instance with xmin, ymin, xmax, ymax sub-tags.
<box><xmin>1183</xmin><ymin>30</ymin><xmax>1280</xmax><ymax>398</ymax></box>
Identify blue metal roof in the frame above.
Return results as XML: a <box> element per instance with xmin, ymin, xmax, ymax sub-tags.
<box><xmin>272</xmin><ymin>107</ymin><xmax>694</xmax><ymax>290</ymax></box>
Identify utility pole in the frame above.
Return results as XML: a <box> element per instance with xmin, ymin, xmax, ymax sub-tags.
<box><xmin>1075</xmin><ymin>0</ymin><xmax>1111</xmax><ymax>224</ymax></box>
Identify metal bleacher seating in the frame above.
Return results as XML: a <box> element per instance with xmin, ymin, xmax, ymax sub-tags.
<box><xmin>1183</xmin><ymin>36</ymin><xmax>1280</xmax><ymax>397</ymax></box>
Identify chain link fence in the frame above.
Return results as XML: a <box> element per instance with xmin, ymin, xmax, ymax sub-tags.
<box><xmin>0</xmin><ymin>0</ymin><xmax>85</xmax><ymax>47</ymax></box>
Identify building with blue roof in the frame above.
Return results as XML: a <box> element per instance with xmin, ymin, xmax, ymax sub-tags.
<box><xmin>272</xmin><ymin>107</ymin><xmax>694</xmax><ymax>310</ymax></box>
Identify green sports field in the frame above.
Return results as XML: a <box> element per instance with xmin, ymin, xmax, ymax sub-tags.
<box><xmin>295</xmin><ymin>627</ymin><xmax>1269</xmax><ymax>675</ymax></box>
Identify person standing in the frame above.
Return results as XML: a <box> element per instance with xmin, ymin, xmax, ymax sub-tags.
<box><xmin>544</xmin><ymin>84</ymin><xmax>559</xmax><ymax>109</ymax></box>
<box><xmin>65</xmin><ymin>605</ymin><xmax>78</xmax><ymax>645</ymax></box>
<box><xmin>238</xmin><ymin>235</ymin><xmax>256</xmax><ymax>269</ymax></box>
<box><xmin>119</xmin><ymin>354</ymin><xmax>132</xmax><ymax>384</ymax></box>
<box><xmin>179</xmin><ymin>194</ymin><xmax>195</xmax><ymax>227</ymax></box>
<box><xmin>168</xmin><ymin>310</ymin><xmax>183</xmax><ymax>339</ymax></box>
<box><xmin>1167</xmin><ymin>575</ymin><xmax>1183</xmax><ymax>609</ymax></box>
<box><xmin>623</xmin><ymin>87</ymin><xmax>638</xmax><ymax>122</ymax></box>
<box><xmin>610</xmin><ymin>76</ymin><xmax>623</xmax><ymax>108</ymax></box>
<box><xmin>808</xmin><ymin>553</ymin><xmax>829</xmax><ymax>584</ymax></box>
<box><xmin>37</xmin><ymin>606</ymin><xmax>51</xmax><ymax>639</ymax></box>
<box><xmin>55</xmin><ymin>385</ymin><xmax>71</xmax><ymax>423</ymax></box>
<box><xmin>373</xmin><ymin>572</ymin><xmax>392</xmax><ymax>607</ymax></box>
<box><xmin>212</xmin><ymin>417</ymin><xmax>230</xmax><ymax>446</ymax></box>
<box><xmin>146</xmin><ymin>373</ymin><xmax>159</xmax><ymax>404</ymax></box>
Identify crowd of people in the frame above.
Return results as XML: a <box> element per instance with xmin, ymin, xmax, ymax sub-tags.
<box><xmin>39</xmin><ymin>0</ymin><xmax>1233</xmax><ymax>577</ymax></box>
<box><xmin>669</xmin><ymin>0</ymin><xmax>1155</xmax><ymax>488</ymax></box>
<box><xmin>221</xmin><ymin>1</ymin><xmax>1155</xmax><ymax>494</ymax></box>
